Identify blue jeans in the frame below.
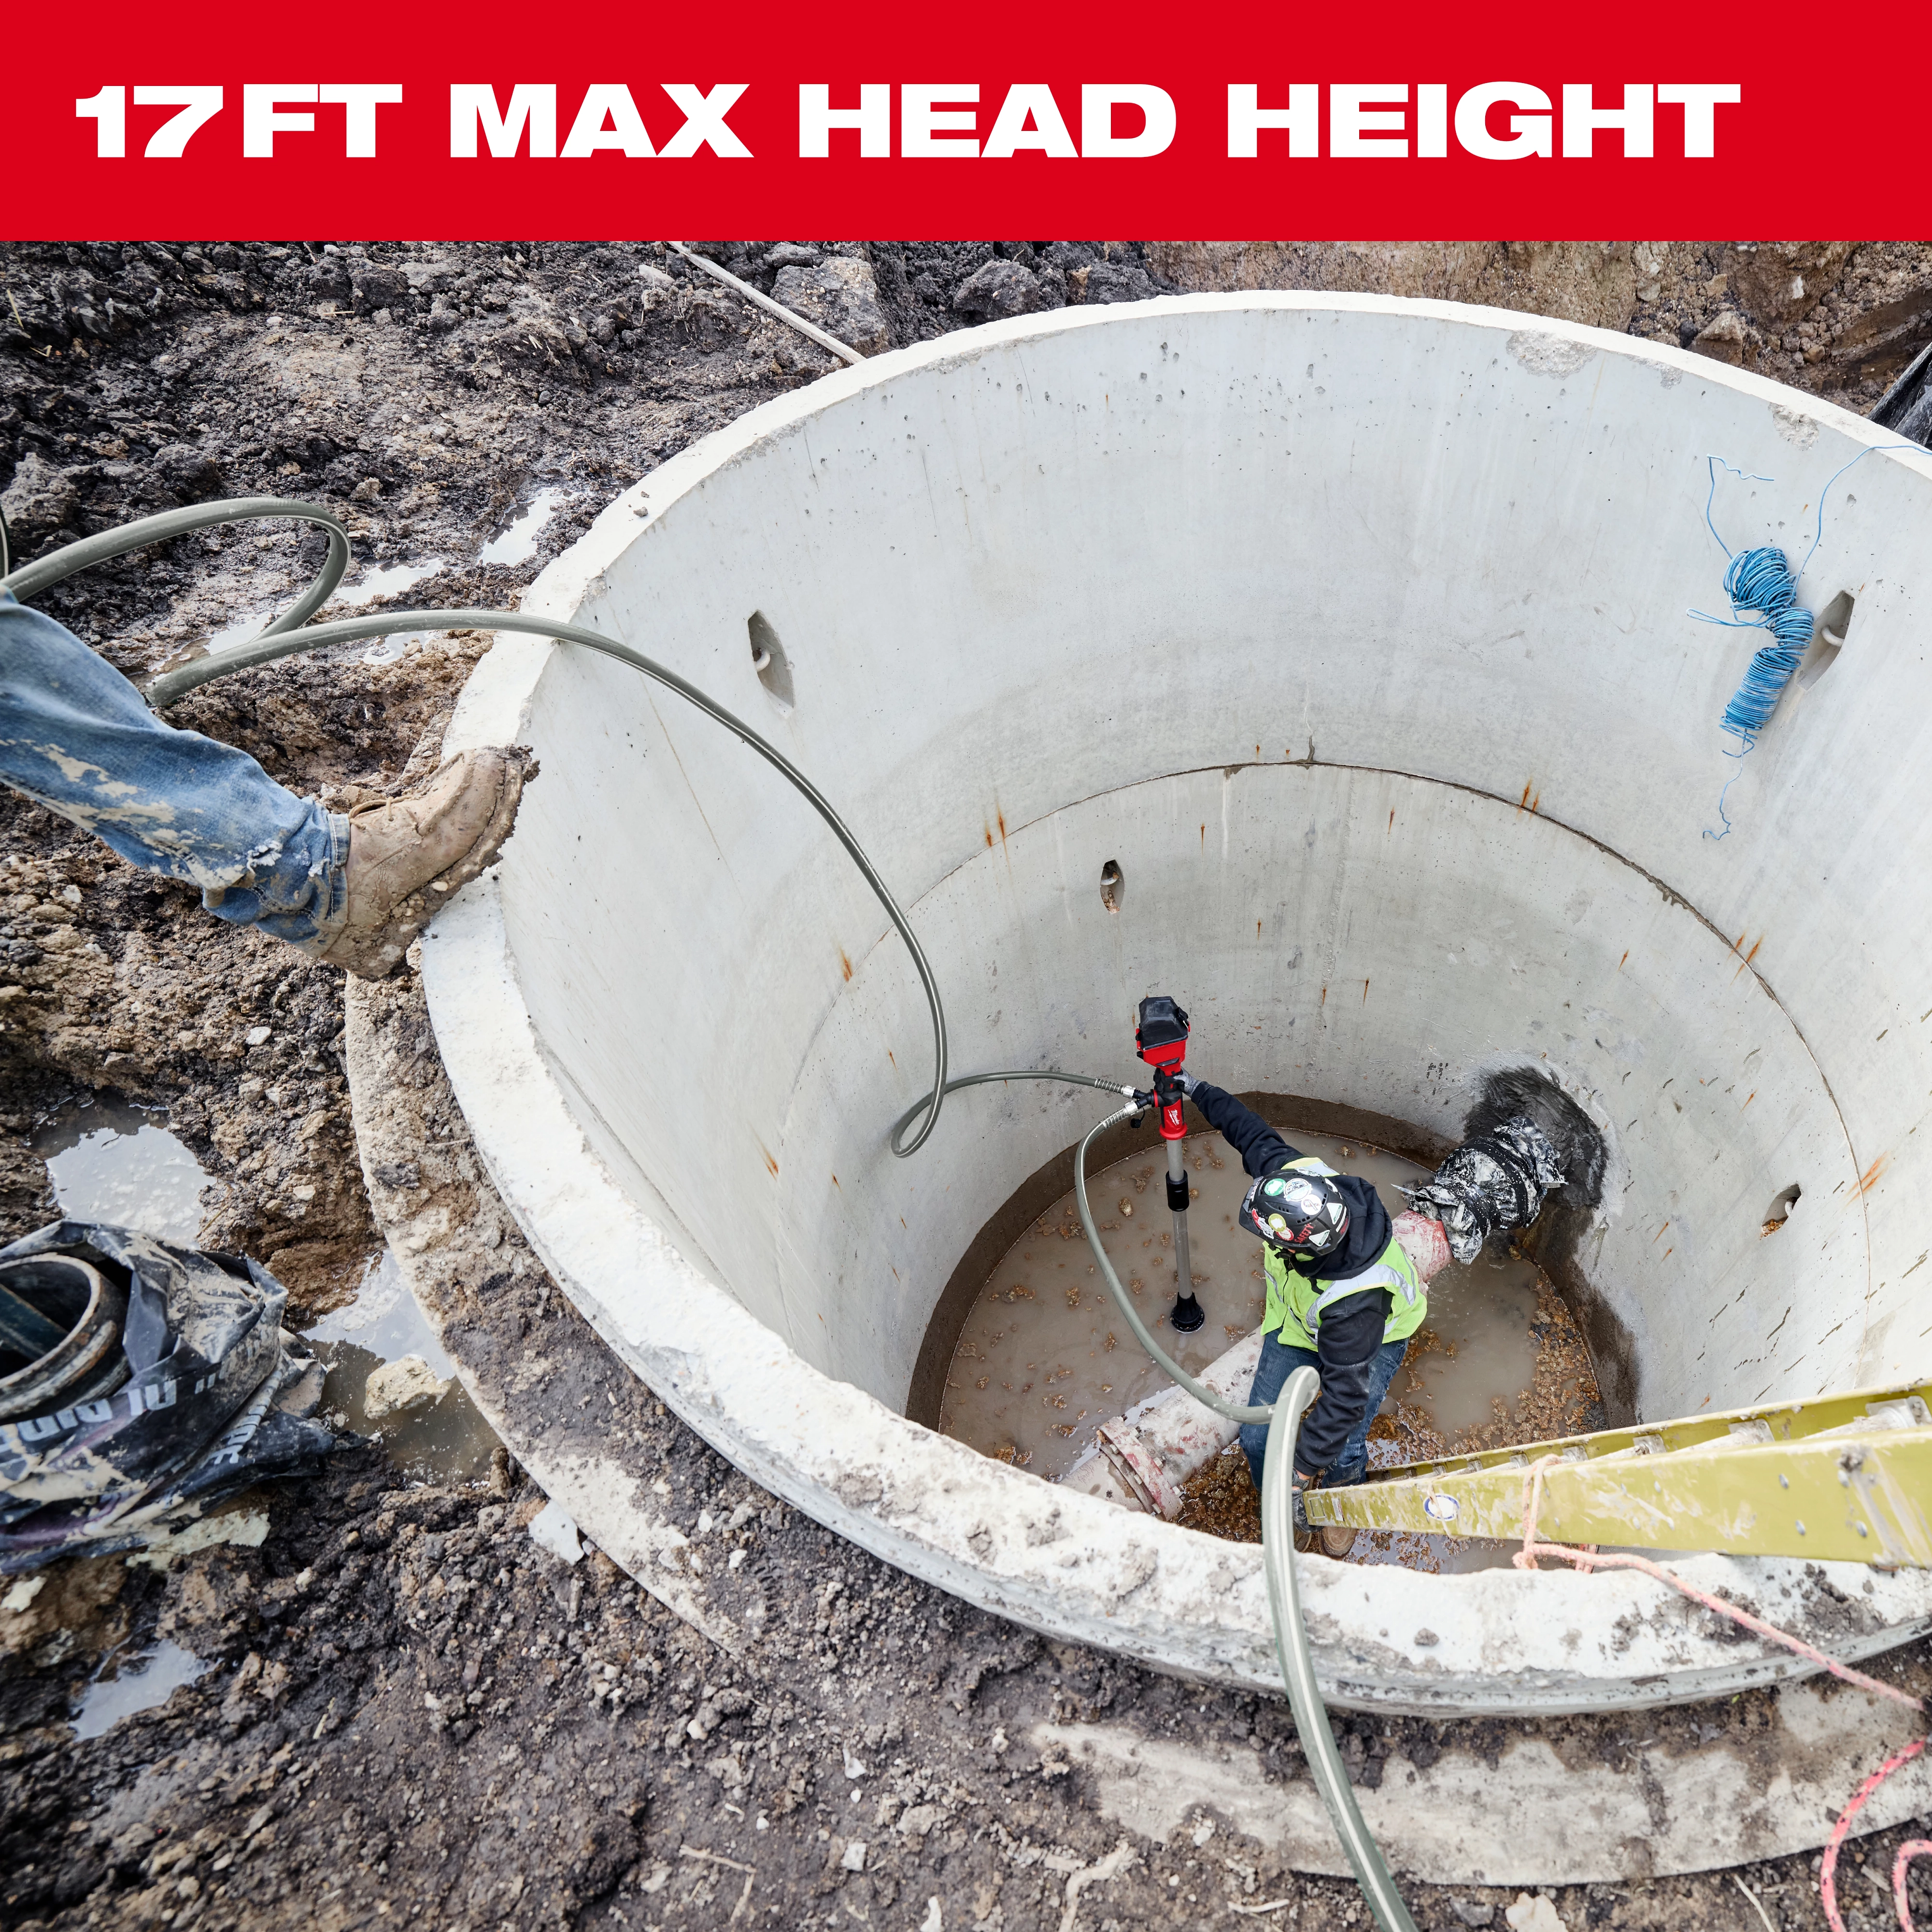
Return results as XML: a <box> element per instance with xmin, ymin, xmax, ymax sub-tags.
<box><xmin>0</xmin><ymin>596</ymin><xmax>348</xmax><ymax>947</ymax></box>
<box><xmin>1239</xmin><ymin>1331</ymin><xmax>1411</xmax><ymax>1491</ymax></box>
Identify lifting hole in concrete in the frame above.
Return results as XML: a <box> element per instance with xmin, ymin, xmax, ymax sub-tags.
<box><xmin>1797</xmin><ymin>591</ymin><xmax>1853</xmax><ymax>691</ymax></box>
<box><xmin>748</xmin><ymin>611</ymin><xmax>794</xmax><ymax>713</ymax></box>
<box><xmin>1100</xmin><ymin>859</ymin><xmax>1123</xmax><ymax>913</ymax></box>
<box><xmin>1762</xmin><ymin>1183</ymin><xmax>1801</xmax><ymax>1233</ymax></box>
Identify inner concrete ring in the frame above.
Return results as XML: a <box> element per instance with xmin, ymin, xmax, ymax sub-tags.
<box><xmin>419</xmin><ymin>293</ymin><xmax>1932</xmax><ymax>1716</ymax></box>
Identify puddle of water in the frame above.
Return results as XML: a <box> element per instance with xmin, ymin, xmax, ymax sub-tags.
<box><xmin>943</xmin><ymin>1125</ymin><xmax>1560</xmax><ymax>1497</ymax></box>
<box><xmin>302</xmin><ymin>1250</ymin><xmax>501</xmax><ymax>1485</ymax></box>
<box><xmin>31</xmin><ymin>1099</ymin><xmax>210</xmax><ymax>1245</ymax></box>
<box><xmin>478</xmin><ymin>487</ymin><xmax>566</xmax><ymax>566</ymax></box>
<box><xmin>329</xmin><ymin>558</ymin><xmax>447</xmax><ymax>609</ymax></box>
<box><xmin>1392</xmin><ymin>1251</ymin><xmax>1546</xmax><ymax>1441</ymax></box>
<box><xmin>361</xmin><ymin>628</ymin><xmax>432</xmax><ymax>667</ymax></box>
<box><xmin>202</xmin><ymin>609</ymin><xmax>272</xmax><ymax>654</ymax></box>
<box><xmin>72</xmin><ymin>1638</ymin><xmax>208</xmax><ymax>1738</ymax></box>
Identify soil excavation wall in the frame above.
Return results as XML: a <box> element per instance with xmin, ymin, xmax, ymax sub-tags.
<box><xmin>422</xmin><ymin>295</ymin><xmax>1932</xmax><ymax>1710</ymax></box>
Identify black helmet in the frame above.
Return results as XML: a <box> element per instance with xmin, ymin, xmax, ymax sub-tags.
<box><xmin>1238</xmin><ymin>1164</ymin><xmax>1350</xmax><ymax>1259</ymax></box>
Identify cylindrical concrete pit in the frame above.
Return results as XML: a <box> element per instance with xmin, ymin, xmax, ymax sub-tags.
<box><xmin>420</xmin><ymin>294</ymin><xmax>1932</xmax><ymax>1714</ymax></box>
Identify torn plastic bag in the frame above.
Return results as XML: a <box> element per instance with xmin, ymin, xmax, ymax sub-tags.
<box><xmin>1401</xmin><ymin>1114</ymin><xmax>1568</xmax><ymax>1265</ymax></box>
<box><xmin>0</xmin><ymin>1221</ymin><xmax>334</xmax><ymax>1574</ymax></box>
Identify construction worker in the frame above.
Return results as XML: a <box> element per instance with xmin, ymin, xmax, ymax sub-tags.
<box><xmin>0</xmin><ymin>591</ymin><xmax>531</xmax><ymax>977</ymax></box>
<box><xmin>1180</xmin><ymin>1075</ymin><xmax>1426</xmax><ymax>1558</ymax></box>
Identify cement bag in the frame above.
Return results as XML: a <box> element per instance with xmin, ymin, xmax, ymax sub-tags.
<box><xmin>0</xmin><ymin>1221</ymin><xmax>334</xmax><ymax>1574</ymax></box>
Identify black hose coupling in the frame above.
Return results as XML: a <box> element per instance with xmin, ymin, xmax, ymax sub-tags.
<box><xmin>1169</xmin><ymin>1292</ymin><xmax>1205</xmax><ymax>1334</ymax></box>
<box><xmin>1166</xmin><ymin>1172</ymin><xmax>1191</xmax><ymax>1213</ymax></box>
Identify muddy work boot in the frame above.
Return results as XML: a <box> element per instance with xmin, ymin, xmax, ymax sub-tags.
<box><xmin>1319</xmin><ymin>1523</ymin><xmax>1358</xmax><ymax>1560</ymax></box>
<box><xmin>311</xmin><ymin>747</ymin><xmax>534</xmax><ymax>979</ymax></box>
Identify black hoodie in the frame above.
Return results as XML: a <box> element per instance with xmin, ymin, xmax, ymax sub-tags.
<box><xmin>1188</xmin><ymin>1082</ymin><xmax>1400</xmax><ymax>1476</ymax></box>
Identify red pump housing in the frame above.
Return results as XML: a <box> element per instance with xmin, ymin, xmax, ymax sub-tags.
<box><xmin>1135</xmin><ymin>996</ymin><xmax>1191</xmax><ymax>1143</ymax></box>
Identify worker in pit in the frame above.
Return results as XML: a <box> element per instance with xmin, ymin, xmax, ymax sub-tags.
<box><xmin>0</xmin><ymin>590</ymin><xmax>531</xmax><ymax>978</ymax></box>
<box><xmin>1179</xmin><ymin>1075</ymin><xmax>1424</xmax><ymax>1559</ymax></box>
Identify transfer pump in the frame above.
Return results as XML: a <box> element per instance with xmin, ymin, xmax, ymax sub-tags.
<box><xmin>1135</xmin><ymin>994</ymin><xmax>1205</xmax><ymax>1335</ymax></box>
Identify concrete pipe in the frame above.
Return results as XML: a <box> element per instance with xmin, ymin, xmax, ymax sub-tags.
<box><xmin>420</xmin><ymin>293</ymin><xmax>1932</xmax><ymax>1716</ymax></box>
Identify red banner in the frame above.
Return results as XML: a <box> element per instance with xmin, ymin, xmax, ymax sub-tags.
<box><xmin>4</xmin><ymin>3</ymin><xmax>1907</xmax><ymax>240</ymax></box>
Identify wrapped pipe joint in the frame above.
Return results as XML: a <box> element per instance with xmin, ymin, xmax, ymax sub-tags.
<box><xmin>1401</xmin><ymin>1114</ymin><xmax>1568</xmax><ymax>1265</ymax></box>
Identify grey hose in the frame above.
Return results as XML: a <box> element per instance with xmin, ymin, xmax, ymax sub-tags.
<box><xmin>1072</xmin><ymin>1104</ymin><xmax>1419</xmax><ymax>1932</ymax></box>
<box><xmin>1260</xmin><ymin>1369</ymin><xmax>1421</xmax><ymax>1932</ymax></box>
<box><xmin>0</xmin><ymin>505</ymin><xmax>950</xmax><ymax>1156</ymax></box>
<box><xmin>886</xmin><ymin>1068</ymin><xmax>1138</xmax><ymax>1159</ymax></box>
<box><xmin>1072</xmin><ymin>1103</ymin><xmax>1275</xmax><ymax>1423</ymax></box>
<box><xmin>1</xmin><ymin>498</ymin><xmax>351</xmax><ymax>639</ymax></box>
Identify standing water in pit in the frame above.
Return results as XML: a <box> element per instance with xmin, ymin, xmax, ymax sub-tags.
<box><xmin>939</xmin><ymin>1118</ymin><xmax>1604</xmax><ymax>1566</ymax></box>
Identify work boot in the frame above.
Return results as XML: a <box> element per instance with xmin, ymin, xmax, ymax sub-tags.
<box><xmin>310</xmin><ymin>746</ymin><xmax>535</xmax><ymax>979</ymax></box>
<box><xmin>1319</xmin><ymin>1524</ymin><xmax>1357</xmax><ymax>1560</ymax></box>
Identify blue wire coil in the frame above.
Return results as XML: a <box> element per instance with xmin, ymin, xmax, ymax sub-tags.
<box><xmin>1715</xmin><ymin>545</ymin><xmax>1813</xmax><ymax>745</ymax></box>
<box><xmin>1697</xmin><ymin>441</ymin><xmax>1922</xmax><ymax>841</ymax></box>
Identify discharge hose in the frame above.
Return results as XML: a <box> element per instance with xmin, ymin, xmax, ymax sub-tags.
<box><xmin>3</xmin><ymin>497</ymin><xmax>352</xmax><ymax>639</ymax></box>
<box><xmin>1260</xmin><ymin>1367</ymin><xmax>1421</xmax><ymax>1932</ymax></box>
<box><xmin>10</xmin><ymin>498</ymin><xmax>1414</xmax><ymax>1922</ymax></box>
<box><xmin>885</xmin><ymin>1069</ymin><xmax>1139</xmax><ymax>1159</ymax></box>
<box><xmin>1071</xmin><ymin>1102</ymin><xmax>1274</xmax><ymax>1423</ymax></box>
<box><xmin>0</xmin><ymin>500</ymin><xmax>952</xmax><ymax>1156</ymax></box>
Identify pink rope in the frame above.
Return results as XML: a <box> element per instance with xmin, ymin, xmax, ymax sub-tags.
<box><xmin>1513</xmin><ymin>1458</ymin><xmax>1921</xmax><ymax>1706</ymax></box>
<box><xmin>1893</xmin><ymin>1839</ymin><xmax>1932</xmax><ymax>1930</ymax></box>
<box><xmin>1822</xmin><ymin>1746</ymin><xmax>1927</xmax><ymax>1932</ymax></box>
<box><xmin>1513</xmin><ymin>1457</ymin><xmax>1928</xmax><ymax>1931</ymax></box>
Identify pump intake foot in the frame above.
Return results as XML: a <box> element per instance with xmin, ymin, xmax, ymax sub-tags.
<box><xmin>1169</xmin><ymin>1293</ymin><xmax>1205</xmax><ymax>1334</ymax></box>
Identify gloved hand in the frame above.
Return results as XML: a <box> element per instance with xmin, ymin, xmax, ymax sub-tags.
<box><xmin>1291</xmin><ymin>1466</ymin><xmax>1319</xmax><ymax>1532</ymax></box>
<box><xmin>1180</xmin><ymin>1071</ymin><xmax>1202</xmax><ymax>1097</ymax></box>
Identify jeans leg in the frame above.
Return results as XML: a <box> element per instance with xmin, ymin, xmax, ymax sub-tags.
<box><xmin>1324</xmin><ymin>1338</ymin><xmax>1412</xmax><ymax>1489</ymax></box>
<box><xmin>0</xmin><ymin>597</ymin><xmax>350</xmax><ymax>946</ymax></box>
<box><xmin>1239</xmin><ymin>1332</ymin><xmax>1319</xmax><ymax>1489</ymax></box>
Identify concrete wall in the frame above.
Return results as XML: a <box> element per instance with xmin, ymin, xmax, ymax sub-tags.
<box><xmin>429</xmin><ymin>295</ymin><xmax>1932</xmax><ymax>1708</ymax></box>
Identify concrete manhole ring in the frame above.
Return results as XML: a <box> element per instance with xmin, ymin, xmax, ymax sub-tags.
<box><xmin>347</xmin><ymin>293</ymin><xmax>1932</xmax><ymax>1877</ymax></box>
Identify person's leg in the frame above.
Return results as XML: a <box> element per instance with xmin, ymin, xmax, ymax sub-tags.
<box><xmin>1239</xmin><ymin>1332</ymin><xmax>1319</xmax><ymax>1489</ymax></box>
<box><xmin>1</xmin><ymin>597</ymin><xmax>534</xmax><ymax>973</ymax></box>
<box><xmin>0</xmin><ymin>597</ymin><xmax>348</xmax><ymax>945</ymax></box>
<box><xmin>1322</xmin><ymin>1336</ymin><xmax>1412</xmax><ymax>1490</ymax></box>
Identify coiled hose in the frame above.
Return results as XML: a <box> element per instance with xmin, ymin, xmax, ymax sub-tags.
<box><xmin>3</xmin><ymin>497</ymin><xmax>1411</xmax><ymax>1924</ymax></box>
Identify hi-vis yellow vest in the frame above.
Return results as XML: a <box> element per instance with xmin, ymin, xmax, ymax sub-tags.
<box><xmin>1260</xmin><ymin>1158</ymin><xmax>1427</xmax><ymax>1352</ymax></box>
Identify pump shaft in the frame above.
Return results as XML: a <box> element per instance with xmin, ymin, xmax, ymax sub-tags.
<box><xmin>1166</xmin><ymin>1140</ymin><xmax>1203</xmax><ymax>1331</ymax></box>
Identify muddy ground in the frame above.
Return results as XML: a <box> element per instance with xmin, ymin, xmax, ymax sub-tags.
<box><xmin>4</xmin><ymin>238</ymin><xmax>1932</xmax><ymax>1931</ymax></box>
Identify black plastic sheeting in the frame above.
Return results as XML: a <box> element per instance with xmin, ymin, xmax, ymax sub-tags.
<box><xmin>1403</xmin><ymin>1114</ymin><xmax>1569</xmax><ymax>1265</ymax></box>
<box><xmin>1873</xmin><ymin>340</ymin><xmax>1932</xmax><ymax>450</ymax></box>
<box><xmin>0</xmin><ymin>1222</ymin><xmax>335</xmax><ymax>1574</ymax></box>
